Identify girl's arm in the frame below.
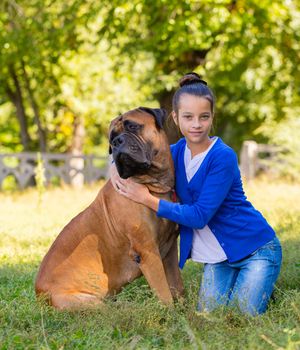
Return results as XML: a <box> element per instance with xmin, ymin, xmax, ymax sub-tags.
<box><xmin>117</xmin><ymin>150</ymin><xmax>237</xmax><ymax>230</ymax></box>
<box><xmin>157</xmin><ymin>151</ymin><xmax>236</xmax><ymax>229</ymax></box>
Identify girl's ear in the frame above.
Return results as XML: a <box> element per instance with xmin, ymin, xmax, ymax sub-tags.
<box><xmin>172</xmin><ymin>111</ymin><xmax>178</xmax><ymax>126</ymax></box>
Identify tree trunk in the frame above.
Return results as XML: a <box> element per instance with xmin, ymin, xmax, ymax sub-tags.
<box><xmin>6</xmin><ymin>65</ymin><xmax>31</xmax><ymax>151</ymax></box>
<box><xmin>156</xmin><ymin>89</ymin><xmax>182</xmax><ymax>145</ymax></box>
<box><xmin>157</xmin><ymin>49</ymin><xmax>211</xmax><ymax>144</ymax></box>
<box><xmin>21</xmin><ymin>60</ymin><xmax>47</xmax><ymax>152</ymax></box>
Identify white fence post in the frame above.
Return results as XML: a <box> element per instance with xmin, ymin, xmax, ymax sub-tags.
<box><xmin>240</xmin><ymin>141</ymin><xmax>259</xmax><ymax>181</ymax></box>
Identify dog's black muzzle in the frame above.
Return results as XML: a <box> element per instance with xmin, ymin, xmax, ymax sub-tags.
<box><xmin>111</xmin><ymin>133</ymin><xmax>151</xmax><ymax>179</ymax></box>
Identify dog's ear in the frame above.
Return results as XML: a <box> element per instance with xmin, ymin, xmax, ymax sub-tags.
<box><xmin>138</xmin><ymin>107</ymin><xmax>167</xmax><ymax>129</ymax></box>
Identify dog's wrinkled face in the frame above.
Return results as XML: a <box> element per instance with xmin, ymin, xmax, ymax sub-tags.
<box><xmin>109</xmin><ymin>107</ymin><xmax>167</xmax><ymax>179</ymax></box>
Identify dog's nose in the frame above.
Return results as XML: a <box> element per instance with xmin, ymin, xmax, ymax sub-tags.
<box><xmin>112</xmin><ymin>135</ymin><xmax>125</xmax><ymax>148</ymax></box>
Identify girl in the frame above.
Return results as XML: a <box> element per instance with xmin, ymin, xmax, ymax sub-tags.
<box><xmin>110</xmin><ymin>72</ymin><xmax>282</xmax><ymax>316</ymax></box>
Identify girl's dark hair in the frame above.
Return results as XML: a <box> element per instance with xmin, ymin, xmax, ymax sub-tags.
<box><xmin>172</xmin><ymin>72</ymin><xmax>215</xmax><ymax>113</ymax></box>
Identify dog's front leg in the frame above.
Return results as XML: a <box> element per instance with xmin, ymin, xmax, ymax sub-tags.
<box><xmin>162</xmin><ymin>239</ymin><xmax>184</xmax><ymax>299</ymax></box>
<box><xmin>129</xmin><ymin>244</ymin><xmax>173</xmax><ymax>304</ymax></box>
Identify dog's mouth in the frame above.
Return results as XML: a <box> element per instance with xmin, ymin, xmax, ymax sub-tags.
<box><xmin>115</xmin><ymin>153</ymin><xmax>151</xmax><ymax>179</ymax></box>
<box><xmin>111</xmin><ymin>132</ymin><xmax>152</xmax><ymax>179</ymax></box>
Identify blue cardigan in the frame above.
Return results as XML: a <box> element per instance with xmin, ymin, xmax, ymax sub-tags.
<box><xmin>157</xmin><ymin>137</ymin><xmax>275</xmax><ymax>269</ymax></box>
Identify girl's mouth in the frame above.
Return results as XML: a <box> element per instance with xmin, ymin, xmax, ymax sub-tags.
<box><xmin>189</xmin><ymin>131</ymin><xmax>203</xmax><ymax>135</ymax></box>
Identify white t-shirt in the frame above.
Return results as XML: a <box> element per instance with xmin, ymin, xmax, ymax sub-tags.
<box><xmin>184</xmin><ymin>137</ymin><xmax>227</xmax><ymax>264</ymax></box>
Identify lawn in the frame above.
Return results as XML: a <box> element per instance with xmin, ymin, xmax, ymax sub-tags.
<box><xmin>0</xmin><ymin>180</ymin><xmax>299</xmax><ymax>349</ymax></box>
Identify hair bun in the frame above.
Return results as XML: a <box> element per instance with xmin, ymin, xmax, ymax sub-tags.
<box><xmin>179</xmin><ymin>72</ymin><xmax>207</xmax><ymax>87</ymax></box>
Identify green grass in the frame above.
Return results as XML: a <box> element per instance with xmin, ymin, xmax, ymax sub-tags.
<box><xmin>0</xmin><ymin>180</ymin><xmax>300</xmax><ymax>349</ymax></box>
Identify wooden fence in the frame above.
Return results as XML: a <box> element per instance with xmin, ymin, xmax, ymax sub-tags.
<box><xmin>0</xmin><ymin>141</ymin><xmax>280</xmax><ymax>189</ymax></box>
<box><xmin>0</xmin><ymin>152</ymin><xmax>109</xmax><ymax>189</ymax></box>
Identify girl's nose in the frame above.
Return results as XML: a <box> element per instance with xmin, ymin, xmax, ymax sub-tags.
<box><xmin>192</xmin><ymin>120</ymin><xmax>202</xmax><ymax>128</ymax></box>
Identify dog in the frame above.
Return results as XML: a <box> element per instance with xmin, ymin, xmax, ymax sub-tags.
<box><xmin>35</xmin><ymin>107</ymin><xmax>184</xmax><ymax>309</ymax></box>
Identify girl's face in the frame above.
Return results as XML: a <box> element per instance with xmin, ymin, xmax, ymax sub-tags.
<box><xmin>173</xmin><ymin>94</ymin><xmax>214</xmax><ymax>147</ymax></box>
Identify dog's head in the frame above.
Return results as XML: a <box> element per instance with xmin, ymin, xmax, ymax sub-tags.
<box><xmin>109</xmin><ymin>107</ymin><xmax>168</xmax><ymax>179</ymax></box>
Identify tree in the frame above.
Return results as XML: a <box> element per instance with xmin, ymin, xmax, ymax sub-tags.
<box><xmin>99</xmin><ymin>0</ymin><xmax>300</xmax><ymax>150</ymax></box>
<box><xmin>1</xmin><ymin>1</ymin><xmax>299</xmax><ymax>156</ymax></box>
<box><xmin>0</xmin><ymin>0</ymin><xmax>100</xmax><ymax>152</ymax></box>
<box><xmin>0</xmin><ymin>1</ymin><xmax>157</xmax><ymax>154</ymax></box>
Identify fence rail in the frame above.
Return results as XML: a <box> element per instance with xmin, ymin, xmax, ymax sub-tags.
<box><xmin>0</xmin><ymin>152</ymin><xmax>109</xmax><ymax>189</ymax></box>
<box><xmin>0</xmin><ymin>141</ymin><xmax>280</xmax><ymax>189</ymax></box>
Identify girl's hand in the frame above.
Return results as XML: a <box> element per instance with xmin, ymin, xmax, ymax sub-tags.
<box><xmin>116</xmin><ymin>178</ymin><xmax>160</xmax><ymax>211</ymax></box>
<box><xmin>116</xmin><ymin>178</ymin><xmax>150</xmax><ymax>204</ymax></box>
<box><xmin>109</xmin><ymin>161</ymin><xmax>151</xmax><ymax>205</ymax></box>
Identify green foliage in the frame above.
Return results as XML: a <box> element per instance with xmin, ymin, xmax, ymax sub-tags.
<box><xmin>0</xmin><ymin>102</ymin><xmax>21</xmax><ymax>152</ymax></box>
<box><xmin>0</xmin><ymin>1</ymin><xmax>156</xmax><ymax>154</ymax></box>
<box><xmin>0</xmin><ymin>181</ymin><xmax>299</xmax><ymax>349</ymax></box>
<box><xmin>57</xmin><ymin>39</ymin><xmax>155</xmax><ymax>155</ymax></box>
<box><xmin>100</xmin><ymin>0</ymin><xmax>300</xmax><ymax>150</ymax></box>
<box><xmin>0</xmin><ymin>0</ymin><xmax>94</xmax><ymax>151</ymax></box>
<box><xmin>0</xmin><ymin>1</ymin><xmax>299</xmax><ymax>155</ymax></box>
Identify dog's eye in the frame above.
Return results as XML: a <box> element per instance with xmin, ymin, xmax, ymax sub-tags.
<box><xmin>124</xmin><ymin>121</ymin><xmax>141</xmax><ymax>132</ymax></box>
<box><xmin>128</xmin><ymin>124</ymin><xmax>138</xmax><ymax>130</ymax></box>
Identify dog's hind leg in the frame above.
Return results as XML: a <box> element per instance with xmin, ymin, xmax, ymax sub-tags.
<box><xmin>50</xmin><ymin>292</ymin><xmax>103</xmax><ymax>310</ymax></box>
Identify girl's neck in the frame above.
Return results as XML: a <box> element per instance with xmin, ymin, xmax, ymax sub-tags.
<box><xmin>186</xmin><ymin>137</ymin><xmax>213</xmax><ymax>158</ymax></box>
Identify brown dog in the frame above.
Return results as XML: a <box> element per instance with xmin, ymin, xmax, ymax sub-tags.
<box><xmin>35</xmin><ymin>107</ymin><xmax>184</xmax><ymax>309</ymax></box>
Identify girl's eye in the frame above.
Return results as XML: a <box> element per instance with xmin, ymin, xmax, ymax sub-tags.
<box><xmin>201</xmin><ymin>115</ymin><xmax>210</xmax><ymax>120</ymax></box>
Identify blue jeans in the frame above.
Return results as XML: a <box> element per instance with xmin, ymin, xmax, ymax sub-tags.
<box><xmin>197</xmin><ymin>236</ymin><xmax>282</xmax><ymax>316</ymax></box>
